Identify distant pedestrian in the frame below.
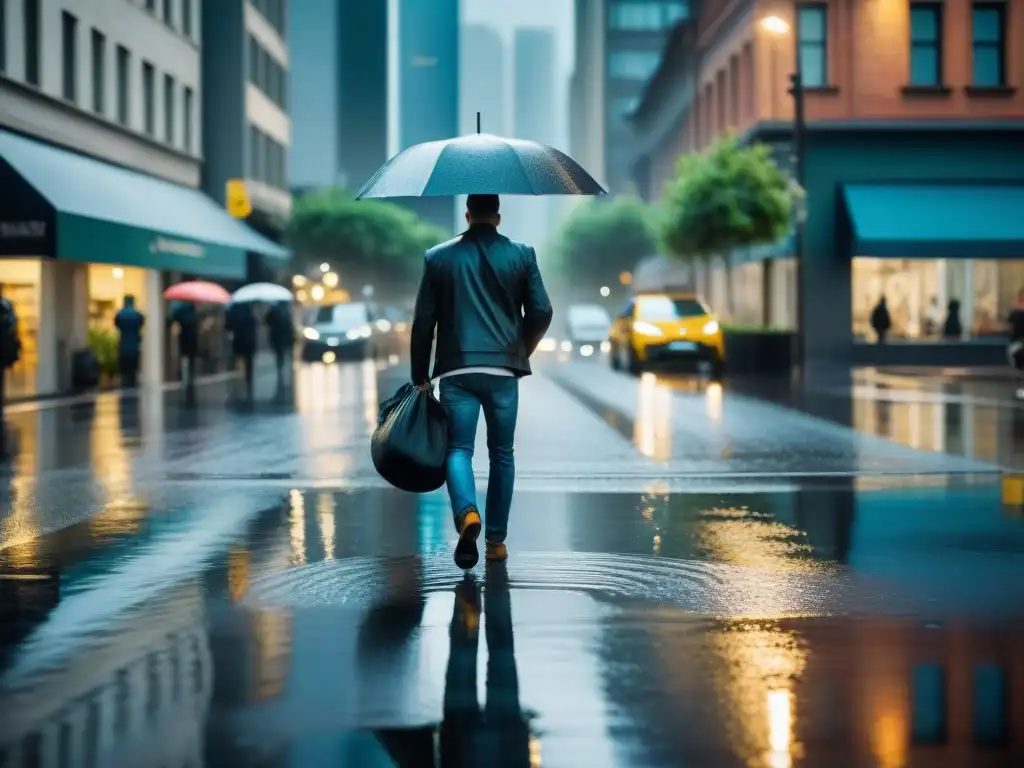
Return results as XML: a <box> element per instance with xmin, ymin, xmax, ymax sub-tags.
<box><xmin>1008</xmin><ymin>289</ymin><xmax>1024</xmax><ymax>372</ymax></box>
<box><xmin>225</xmin><ymin>302</ymin><xmax>257</xmax><ymax>399</ymax></box>
<box><xmin>942</xmin><ymin>299</ymin><xmax>963</xmax><ymax>339</ymax></box>
<box><xmin>265</xmin><ymin>301</ymin><xmax>295</xmax><ymax>385</ymax></box>
<box><xmin>114</xmin><ymin>295</ymin><xmax>145</xmax><ymax>388</ymax></box>
<box><xmin>923</xmin><ymin>296</ymin><xmax>942</xmax><ymax>337</ymax></box>
<box><xmin>870</xmin><ymin>296</ymin><xmax>891</xmax><ymax>344</ymax></box>
<box><xmin>169</xmin><ymin>301</ymin><xmax>199</xmax><ymax>392</ymax></box>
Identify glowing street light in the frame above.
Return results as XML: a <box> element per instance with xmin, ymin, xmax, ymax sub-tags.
<box><xmin>311</xmin><ymin>285</ymin><xmax>325</xmax><ymax>301</ymax></box>
<box><xmin>599</xmin><ymin>286</ymin><xmax>611</xmax><ymax>297</ymax></box>
<box><xmin>292</xmin><ymin>274</ymin><xmax>308</xmax><ymax>286</ymax></box>
<box><xmin>760</xmin><ymin>15</ymin><xmax>790</xmax><ymax>35</ymax></box>
<box><xmin>319</xmin><ymin>262</ymin><xmax>330</xmax><ymax>273</ymax></box>
<box><xmin>323</xmin><ymin>271</ymin><xmax>339</xmax><ymax>288</ymax></box>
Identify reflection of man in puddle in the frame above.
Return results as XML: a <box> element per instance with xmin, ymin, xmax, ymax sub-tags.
<box><xmin>373</xmin><ymin>564</ymin><xmax>532</xmax><ymax>767</ymax></box>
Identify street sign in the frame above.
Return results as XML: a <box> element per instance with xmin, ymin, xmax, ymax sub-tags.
<box><xmin>226</xmin><ymin>179</ymin><xmax>252</xmax><ymax>219</ymax></box>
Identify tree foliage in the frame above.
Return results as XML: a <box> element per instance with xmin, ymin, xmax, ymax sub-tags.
<box><xmin>285</xmin><ymin>188</ymin><xmax>448</xmax><ymax>292</ymax></box>
<box><xmin>659</xmin><ymin>136</ymin><xmax>799</xmax><ymax>259</ymax></box>
<box><xmin>552</xmin><ymin>195</ymin><xmax>657</xmax><ymax>289</ymax></box>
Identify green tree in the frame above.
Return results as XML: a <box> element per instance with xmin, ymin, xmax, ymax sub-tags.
<box><xmin>551</xmin><ymin>196</ymin><xmax>656</xmax><ymax>299</ymax></box>
<box><xmin>286</xmin><ymin>188</ymin><xmax>448</xmax><ymax>299</ymax></box>
<box><xmin>659</xmin><ymin>136</ymin><xmax>799</xmax><ymax>259</ymax></box>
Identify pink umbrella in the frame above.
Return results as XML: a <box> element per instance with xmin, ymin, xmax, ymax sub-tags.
<box><xmin>163</xmin><ymin>281</ymin><xmax>231</xmax><ymax>304</ymax></box>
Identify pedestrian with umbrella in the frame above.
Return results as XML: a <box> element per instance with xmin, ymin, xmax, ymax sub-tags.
<box><xmin>231</xmin><ymin>283</ymin><xmax>295</xmax><ymax>388</ymax></box>
<box><xmin>163</xmin><ymin>280</ymin><xmax>232</xmax><ymax>396</ymax></box>
<box><xmin>358</xmin><ymin>113</ymin><xmax>605</xmax><ymax>570</ymax></box>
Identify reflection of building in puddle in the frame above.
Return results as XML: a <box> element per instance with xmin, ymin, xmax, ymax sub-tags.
<box><xmin>635</xmin><ymin>373</ymin><xmax>673</xmax><ymax>460</ymax></box>
<box><xmin>0</xmin><ymin>582</ymin><xmax>212</xmax><ymax>767</ymax></box>
<box><xmin>209</xmin><ymin>605</ymin><xmax>293</xmax><ymax>708</ymax></box>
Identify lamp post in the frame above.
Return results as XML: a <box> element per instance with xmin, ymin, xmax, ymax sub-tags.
<box><xmin>760</xmin><ymin>15</ymin><xmax>807</xmax><ymax>378</ymax></box>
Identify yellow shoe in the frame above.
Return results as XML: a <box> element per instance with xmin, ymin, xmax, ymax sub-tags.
<box><xmin>485</xmin><ymin>540</ymin><xmax>508</xmax><ymax>562</ymax></box>
<box><xmin>454</xmin><ymin>508</ymin><xmax>482</xmax><ymax>569</ymax></box>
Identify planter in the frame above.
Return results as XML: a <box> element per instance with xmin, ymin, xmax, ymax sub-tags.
<box><xmin>723</xmin><ymin>330</ymin><xmax>794</xmax><ymax>376</ymax></box>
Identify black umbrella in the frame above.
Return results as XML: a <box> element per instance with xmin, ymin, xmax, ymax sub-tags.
<box><xmin>356</xmin><ymin>115</ymin><xmax>606</xmax><ymax>198</ymax></box>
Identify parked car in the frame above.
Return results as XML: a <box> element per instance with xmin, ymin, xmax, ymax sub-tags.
<box><xmin>566</xmin><ymin>303</ymin><xmax>612</xmax><ymax>355</ymax></box>
<box><xmin>301</xmin><ymin>302</ymin><xmax>381</xmax><ymax>362</ymax></box>
<box><xmin>608</xmin><ymin>292</ymin><xmax>725</xmax><ymax>377</ymax></box>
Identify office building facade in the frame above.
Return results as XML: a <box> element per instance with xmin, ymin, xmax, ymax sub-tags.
<box><xmin>0</xmin><ymin>0</ymin><xmax>282</xmax><ymax>399</ymax></box>
<box><xmin>460</xmin><ymin>24</ymin><xmax>506</xmax><ymax>136</ymax></box>
<box><xmin>570</xmin><ymin>0</ymin><xmax>689</xmax><ymax>194</ymax></box>
<box><xmin>631</xmin><ymin>0</ymin><xmax>1024</xmax><ymax>366</ymax></box>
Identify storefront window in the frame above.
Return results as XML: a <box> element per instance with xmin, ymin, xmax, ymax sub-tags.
<box><xmin>851</xmin><ymin>257</ymin><xmax>1024</xmax><ymax>341</ymax></box>
<box><xmin>0</xmin><ymin>258</ymin><xmax>42</xmax><ymax>398</ymax></box>
<box><xmin>729</xmin><ymin>261</ymin><xmax>764</xmax><ymax>326</ymax></box>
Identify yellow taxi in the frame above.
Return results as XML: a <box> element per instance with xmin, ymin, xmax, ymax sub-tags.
<box><xmin>609</xmin><ymin>292</ymin><xmax>725</xmax><ymax>376</ymax></box>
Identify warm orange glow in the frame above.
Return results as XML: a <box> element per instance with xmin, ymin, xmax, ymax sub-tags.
<box><xmin>619</xmin><ymin>270</ymin><xmax>633</xmax><ymax>285</ymax></box>
<box><xmin>761</xmin><ymin>15</ymin><xmax>791</xmax><ymax>35</ymax></box>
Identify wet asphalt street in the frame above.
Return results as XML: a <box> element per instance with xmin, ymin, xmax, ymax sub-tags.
<box><xmin>0</xmin><ymin>353</ymin><xmax>1022</xmax><ymax>767</ymax></box>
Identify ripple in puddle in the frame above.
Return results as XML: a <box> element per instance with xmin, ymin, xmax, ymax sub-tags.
<box><xmin>245</xmin><ymin>552</ymin><xmax>857</xmax><ymax>618</ymax></box>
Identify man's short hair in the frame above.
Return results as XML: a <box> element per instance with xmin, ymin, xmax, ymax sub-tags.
<box><xmin>466</xmin><ymin>194</ymin><xmax>500</xmax><ymax>218</ymax></box>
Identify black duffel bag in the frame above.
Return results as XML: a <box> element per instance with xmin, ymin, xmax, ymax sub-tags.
<box><xmin>371</xmin><ymin>383</ymin><xmax>449</xmax><ymax>493</ymax></box>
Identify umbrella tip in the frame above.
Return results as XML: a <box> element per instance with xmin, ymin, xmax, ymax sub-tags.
<box><xmin>476</xmin><ymin>111</ymin><xmax>481</xmax><ymax>133</ymax></box>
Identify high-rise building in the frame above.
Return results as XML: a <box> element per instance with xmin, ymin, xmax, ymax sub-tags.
<box><xmin>288</xmin><ymin>0</ymin><xmax>389</xmax><ymax>195</ymax></box>
<box><xmin>202</xmin><ymin>0</ymin><xmax>293</xmax><ymax>266</ymax></box>
<box><xmin>511</xmin><ymin>27</ymin><xmax>558</xmax><ymax>248</ymax></box>
<box><xmin>570</xmin><ymin>0</ymin><xmax>689</xmax><ymax>194</ymax></box>
<box><xmin>399</xmin><ymin>0</ymin><xmax>460</xmax><ymax>233</ymax></box>
<box><xmin>460</xmin><ymin>25</ymin><xmax>506</xmax><ymax>136</ymax></box>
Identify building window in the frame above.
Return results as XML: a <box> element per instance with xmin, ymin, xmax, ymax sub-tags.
<box><xmin>249</xmin><ymin>125</ymin><xmax>261</xmax><ymax>181</ymax></box>
<box><xmin>182</xmin><ymin>0</ymin><xmax>192</xmax><ymax>37</ymax></box>
<box><xmin>971</xmin><ymin>3</ymin><xmax>1006</xmax><ymax>86</ymax></box>
<box><xmin>116</xmin><ymin>45</ymin><xmax>130</xmax><ymax>125</ymax></box>
<box><xmin>909</xmin><ymin>4</ymin><xmax>943</xmax><ymax>86</ymax></box>
<box><xmin>163</xmin><ymin>73</ymin><xmax>175</xmax><ymax>145</ymax></box>
<box><xmin>142</xmin><ymin>61</ymin><xmax>155</xmax><ymax>136</ymax></box>
<box><xmin>609</xmin><ymin>2</ymin><xmax>688</xmax><ymax>30</ymax></box>
<box><xmin>62</xmin><ymin>12</ymin><xmax>78</xmax><ymax>102</ymax></box>
<box><xmin>23</xmin><ymin>0</ymin><xmax>40</xmax><ymax>86</ymax></box>
<box><xmin>248</xmin><ymin>34</ymin><xmax>259</xmax><ymax>85</ymax></box>
<box><xmin>91</xmin><ymin>29</ymin><xmax>106</xmax><ymax>114</ymax></box>
<box><xmin>728</xmin><ymin>54</ymin><xmax>740</xmax><ymax>126</ymax></box>
<box><xmin>163</xmin><ymin>0</ymin><xmax>174</xmax><ymax>28</ymax></box>
<box><xmin>796</xmin><ymin>4</ymin><xmax>828</xmax><ymax>87</ymax></box>
<box><xmin>608</xmin><ymin>50</ymin><xmax>662</xmax><ymax>79</ymax></box>
<box><xmin>183</xmin><ymin>86</ymin><xmax>194</xmax><ymax>151</ymax></box>
<box><xmin>0</xmin><ymin>0</ymin><xmax>7</xmax><ymax>74</ymax></box>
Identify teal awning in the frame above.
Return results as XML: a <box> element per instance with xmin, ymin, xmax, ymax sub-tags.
<box><xmin>841</xmin><ymin>184</ymin><xmax>1024</xmax><ymax>259</ymax></box>
<box><xmin>0</xmin><ymin>129</ymin><xmax>289</xmax><ymax>278</ymax></box>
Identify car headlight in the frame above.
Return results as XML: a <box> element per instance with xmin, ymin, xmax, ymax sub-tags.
<box><xmin>303</xmin><ymin>327</ymin><xmax>320</xmax><ymax>340</ymax></box>
<box><xmin>703</xmin><ymin>320</ymin><xmax>720</xmax><ymax>335</ymax></box>
<box><xmin>345</xmin><ymin>324</ymin><xmax>372</xmax><ymax>340</ymax></box>
<box><xmin>633</xmin><ymin>321</ymin><xmax>664</xmax><ymax>337</ymax></box>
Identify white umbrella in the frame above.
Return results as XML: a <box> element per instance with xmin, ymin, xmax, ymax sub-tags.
<box><xmin>230</xmin><ymin>282</ymin><xmax>293</xmax><ymax>303</ymax></box>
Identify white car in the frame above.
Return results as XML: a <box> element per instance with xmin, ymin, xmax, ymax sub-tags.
<box><xmin>300</xmin><ymin>302</ymin><xmax>378</xmax><ymax>362</ymax></box>
<box><xmin>566</xmin><ymin>304</ymin><xmax>612</xmax><ymax>354</ymax></box>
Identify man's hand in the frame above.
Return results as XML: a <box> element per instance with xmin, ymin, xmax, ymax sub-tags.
<box><xmin>416</xmin><ymin>380</ymin><xmax>431</xmax><ymax>392</ymax></box>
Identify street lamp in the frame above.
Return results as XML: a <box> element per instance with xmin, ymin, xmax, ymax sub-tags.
<box><xmin>323</xmin><ymin>271</ymin><xmax>339</xmax><ymax>289</ymax></box>
<box><xmin>600</xmin><ymin>286</ymin><xmax>611</xmax><ymax>297</ymax></box>
<box><xmin>319</xmin><ymin>262</ymin><xmax>330</xmax><ymax>273</ymax></box>
<box><xmin>760</xmin><ymin>13</ymin><xmax>807</xmax><ymax>377</ymax></box>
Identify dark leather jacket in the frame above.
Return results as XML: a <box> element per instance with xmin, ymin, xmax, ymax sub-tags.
<box><xmin>411</xmin><ymin>223</ymin><xmax>553</xmax><ymax>383</ymax></box>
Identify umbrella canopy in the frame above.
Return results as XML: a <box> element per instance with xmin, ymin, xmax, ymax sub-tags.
<box><xmin>231</xmin><ymin>282</ymin><xmax>293</xmax><ymax>303</ymax></box>
<box><xmin>163</xmin><ymin>281</ymin><xmax>231</xmax><ymax>305</ymax></box>
<box><xmin>356</xmin><ymin>132</ymin><xmax>606</xmax><ymax>199</ymax></box>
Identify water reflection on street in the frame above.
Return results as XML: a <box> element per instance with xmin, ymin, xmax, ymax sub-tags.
<box><xmin>0</xmin><ymin>358</ymin><xmax>1022</xmax><ymax>766</ymax></box>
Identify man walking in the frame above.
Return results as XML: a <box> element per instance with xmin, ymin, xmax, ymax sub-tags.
<box><xmin>411</xmin><ymin>194</ymin><xmax>553</xmax><ymax>569</ymax></box>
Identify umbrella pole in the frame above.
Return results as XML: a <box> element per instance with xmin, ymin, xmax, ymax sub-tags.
<box><xmin>476</xmin><ymin>111</ymin><xmax>481</xmax><ymax>134</ymax></box>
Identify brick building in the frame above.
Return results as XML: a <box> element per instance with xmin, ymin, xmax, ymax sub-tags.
<box><xmin>631</xmin><ymin>0</ymin><xmax>1024</xmax><ymax>366</ymax></box>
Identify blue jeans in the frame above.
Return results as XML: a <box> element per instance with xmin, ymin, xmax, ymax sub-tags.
<box><xmin>439</xmin><ymin>373</ymin><xmax>519</xmax><ymax>544</ymax></box>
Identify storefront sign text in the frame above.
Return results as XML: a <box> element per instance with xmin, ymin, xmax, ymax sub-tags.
<box><xmin>0</xmin><ymin>220</ymin><xmax>47</xmax><ymax>239</ymax></box>
<box><xmin>149</xmin><ymin>237</ymin><xmax>205</xmax><ymax>258</ymax></box>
